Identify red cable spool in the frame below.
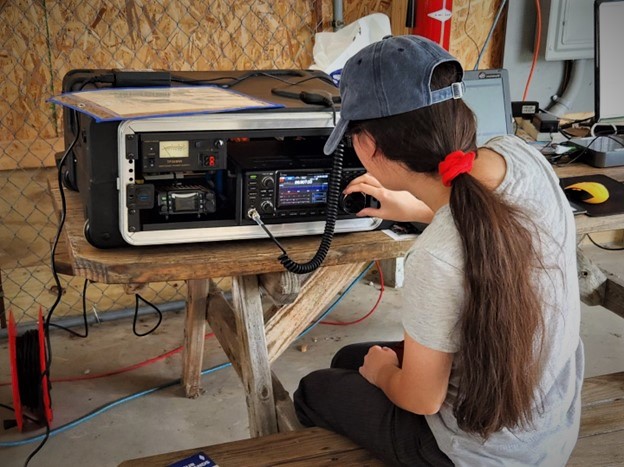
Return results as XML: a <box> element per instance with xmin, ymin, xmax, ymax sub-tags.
<box><xmin>7</xmin><ymin>308</ymin><xmax>53</xmax><ymax>431</ymax></box>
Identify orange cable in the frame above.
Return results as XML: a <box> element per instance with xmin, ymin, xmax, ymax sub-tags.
<box><xmin>320</xmin><ymin>260</ymin><xmax>385</xmax><ymax>326</ymax></box>
<box><xmin>0</xmin><ymin>332</ymin><xmax>214</xmax><ymax>386</ymax></box>
<box><xmin>522</xmin><ymin>0</ymin><xmax>542</xmax><ymax>101</ymax></box>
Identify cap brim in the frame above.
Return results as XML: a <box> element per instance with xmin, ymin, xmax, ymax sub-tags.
<box><xmin>323</xmin><ymin>118</ymin><xmax>349</xmax><ymax>155</ymax></box>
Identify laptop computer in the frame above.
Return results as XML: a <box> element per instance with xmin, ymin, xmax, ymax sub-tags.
<box><xmin>568</xmin><ymin>0</ymin><xmax>624</xmax><ymax>167</ymax></box>
<box><xmin>462</xmin><ymin>69</ymin><xmax>514</xmax><ymax>146</ymax></box>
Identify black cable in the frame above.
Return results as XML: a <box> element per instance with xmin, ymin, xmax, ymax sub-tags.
<box><xmin>49</xmin><ymin>278</ymin><xmax>89</xmax><ymax>337</ymax></box>
<box><xmin>21</xmin><ymin>108</ymin><xmax>84</xmax><ymax>466</ymax></box>
<box><xmin>49</xmin><ymin>121</ymin><xmax>89</xmax><ymax>339</ymax></box>
<box><xmin>464</xmin><ymin>0</ymin><xmax>481</xmax><ymax>62</ymax></box>
<box><xmin>247</xmin><ymin>213</ymin><xmax>288</xmax><ymax>256</ymax></box>
<box><xmin>551</xmin><ymin>135</ymin><xmax>601</xmax><ymax>166</ymax></box>
<box><xmin>586</xmin><ymin>234</ymin><xmax>624</xmax><ymax>251</ymax></box>
<box><xmin>276</xmin><ymin>142</ymin><xmax>345</xmax><ymax>274</ymax></box>
<box><xmin>23</xmin><ymin>423</ymin><xmax>49</xmax><ymax>467</ymax></box>
<box><xmin>132</xmin><ymin>294</ymin><xmax>163</xmax><ymax>337</ymax></box>
<box><xmin>171</xmin><ymin>70</ymin><xmax>334</xmax><ymax>89</ymax></box>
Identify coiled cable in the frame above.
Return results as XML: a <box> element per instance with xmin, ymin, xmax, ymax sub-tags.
<box><xmin>249</xmin><ymin>142</ymin><xmax>345</xmax><ymax>274</ymax></box>
<box><xmin>277</xmin><ymin>142</ymin><xmax>344</xmax><ymax>274</ymax></box>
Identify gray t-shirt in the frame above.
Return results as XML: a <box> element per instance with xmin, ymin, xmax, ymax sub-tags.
<box><xmin>401</xmin><ymin>135</ymin><xmax>583</xmax><ymax>466</ymax></box>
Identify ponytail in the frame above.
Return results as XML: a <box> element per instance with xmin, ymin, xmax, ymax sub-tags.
<box><xmin>449</xmin><ymin>174</ymin><xmax>543</xmax><ymax>438</ymax></box>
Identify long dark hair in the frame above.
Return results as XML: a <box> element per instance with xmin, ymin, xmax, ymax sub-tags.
<box><xmin>350</xmin><ymin>63</ymin><xmax>544</xmax><ymax>438</ymax></box>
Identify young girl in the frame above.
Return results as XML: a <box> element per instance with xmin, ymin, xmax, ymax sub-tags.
<box><xmin>294</xmin><ymin>35</ymin><xmax>583</xmax><ymax>466</ymax></box>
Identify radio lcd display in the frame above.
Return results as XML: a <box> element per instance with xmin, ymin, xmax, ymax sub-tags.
<box><xmin>277</xmin><ymin>172</ymin><xmax>329</xmax><ymax>207</ymax></box>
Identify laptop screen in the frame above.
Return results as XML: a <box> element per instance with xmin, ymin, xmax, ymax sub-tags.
<box><xmin>595</xmin><ymin>0</ymin><xmax>624</xmax><ymax>122</ymax></box>
<box><xmin>462</xmin><ymin>69</ymin><xmax>513</xmax><ymax>146</ymax></box>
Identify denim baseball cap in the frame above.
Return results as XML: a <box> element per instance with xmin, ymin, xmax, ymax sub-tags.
<box><xmin>323</xmin><ymin>35</ymin><xmax>464</xmax><ymax>155</ymax></box>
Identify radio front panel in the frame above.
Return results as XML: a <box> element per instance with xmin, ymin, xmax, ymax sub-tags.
<box><xmin>118</xmin><ymin>113</ymin><xmax>382</xmax><ymax>246</ymax></box>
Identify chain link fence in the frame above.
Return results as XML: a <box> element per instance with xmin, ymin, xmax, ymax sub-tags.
<box><xmin>1</xmin><ymin>0</ymin><xmax>379</xmax><ymax>325</ymax></box>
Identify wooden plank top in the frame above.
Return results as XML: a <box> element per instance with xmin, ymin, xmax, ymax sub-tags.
<box><xmin>49</xmin><ymin>177</ymin><xmax>416</xmax><ymax>284</ymax></box>
<box><xmin>118</xmin><ymin>427</ymin><xmax>383</xmax><ymax>467</ymax></box>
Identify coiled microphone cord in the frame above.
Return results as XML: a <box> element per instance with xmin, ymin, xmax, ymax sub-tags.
<box><xmin>249</xmin><ymin>142</ymin><xmax>345</xmax><ymax>274</ymax></box>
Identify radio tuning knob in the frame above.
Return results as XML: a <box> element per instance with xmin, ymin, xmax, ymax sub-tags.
<box><xmin>261</xmin><ymin>176</ymin><xmax>275</xmax><ymax>189</ymax></box>
<box><xmin>340</xmin><ymin>192</ymin><xmax>367</xmax><ymax>214</ymax></box>
<box><xmin>260</xmin><ymin>201</ymin><xmax>274</xmax><ymax>214</ymax></box>
<box><xmin>213</xmin><ymin>139</ymin><xmax>224</xmax><ymax>148</ymax></box>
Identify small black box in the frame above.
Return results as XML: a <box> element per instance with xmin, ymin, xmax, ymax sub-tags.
<box><xmin>511</xmin><ymin>101</ymin><xmax>539</xmax><ymax>119</ymax></box>
<box><xmin>532</xmin><ymin>112</ymin><xmax>559</xmax><ymax>133</ymax></box>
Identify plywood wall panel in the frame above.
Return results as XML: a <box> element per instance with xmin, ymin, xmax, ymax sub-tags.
<box><xmin>450</xmin><ymin>0</ymin><xmax>506</xmax><ymax>70</ymax></box>
<box><xmin>2</xmin><ymin>0</ymin><xmax>505</xmax><ymax>167</ymax></box>
<box><xmin>1</xmin><ymin>1</ymin><xmax>57</xmax><ymax>144</ymax></box>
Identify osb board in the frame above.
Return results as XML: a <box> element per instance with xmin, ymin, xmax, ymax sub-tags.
<box><xmin>2</xmin><ymin>0</ymin><xmax>323</xmax><ymax>168</ymax></box>
<box><xmin>345</xmin><ymin>0</ymin><xmax>392</xmax><ymax>22</ymax></box>
<box><xmin>3</xmin><ymin>0</ymin><xmax>504</xmax><ymax>170</ymax></box>
<box><xmin>450</xmin><ymin>0</ymin><xmax>506</xmax><ymax>70</ymax></box>
<box><xmin>0</xmin><ymin>1</ymin><xmax>58</xmax><ymax>144</ymax></box>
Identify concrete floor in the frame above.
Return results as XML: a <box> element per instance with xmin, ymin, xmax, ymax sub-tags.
<box><xmin>1</xmin><ymin>244</ymin><xmax>623</xmax><ymax>467</ymax></box>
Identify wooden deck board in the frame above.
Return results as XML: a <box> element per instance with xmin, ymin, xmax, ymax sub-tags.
<box><xmin>118</xmin><ymin>427</ymin><xmax>383</xmax><ymax>467</ymax></box>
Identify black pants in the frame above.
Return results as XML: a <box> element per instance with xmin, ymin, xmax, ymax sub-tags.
<box><xmin>294</xmin><ymin>342</ymin><xmax>453</xmax><ymax>467</ymax></box>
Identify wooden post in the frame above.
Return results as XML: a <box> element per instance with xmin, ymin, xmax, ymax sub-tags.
<box><xmin>182</xmin><ymin>278</ymin><xmax>210</xmax><ymax>398</ymax></box>
<box><xmin>391</xmin><ymin>0</ymin><xmax>411</xmax><ymax>36</ymax></box>
<box><xmin>265</xmin><ymin>262</ymin><xmax>367</xmax><ymax>361</ymax></box>
<box><xmin>231</xmin><ymin>274</ymin><xmax>278</xmax><ymax>437</ymax></box>
<box><xmin>272</xmin><ymin>371</ymin><xmax>304</xmax><ymax>432</ymax></box>
<box><xmin>379</xmin><ymin>257</ymin><xmax>405</xmax><ymax>288</ymax></box>
<box><xmin>259</xmin><ymin>271</ymin><xmax>304</xmax><ymax>306</ymax></box>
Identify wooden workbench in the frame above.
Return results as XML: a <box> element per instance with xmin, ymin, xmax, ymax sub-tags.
<box><xmin>49</xmin><ymin>178</ymin><xmax>416</xmax><ymax>437</ymax></box>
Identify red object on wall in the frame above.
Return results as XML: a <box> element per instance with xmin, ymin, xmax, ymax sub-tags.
<box><xmin>407</xmin><ymin>0</ymin><xmax>454</xmax><ymax>51</ymax></box>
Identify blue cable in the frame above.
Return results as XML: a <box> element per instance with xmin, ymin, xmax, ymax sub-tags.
<box><xmin>0</xmin><ymin>261</ymin><xmax>374</xmax><ymax>447</ymax></box>
<box><xmin>0</xmin><ymin>363</ymin><xmax>231</xmax><ymax>447</ymax></box>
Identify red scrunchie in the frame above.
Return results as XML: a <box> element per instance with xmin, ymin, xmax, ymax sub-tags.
<box><xmin>438</xmin><ymin>150</ymin><xmax>475</xmax><ymax>187</ymax></box>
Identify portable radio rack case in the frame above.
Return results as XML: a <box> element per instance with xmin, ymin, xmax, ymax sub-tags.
<box><xmin>58</xmin><ymin>69</ymin><xmax>381</xmax><ymax>248</ymax></box>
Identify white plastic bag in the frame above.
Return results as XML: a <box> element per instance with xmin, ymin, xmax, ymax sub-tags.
<box><xmin>310</xmin><ymin>13</ymin><xmax>392</xmax><ymax>85</ymax></box>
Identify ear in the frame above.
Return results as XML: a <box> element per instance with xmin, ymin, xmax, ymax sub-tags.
<box><xmin>353</xmin><ymin>131</ymin><xmax>379</xmax><ymax>159</ymax></box>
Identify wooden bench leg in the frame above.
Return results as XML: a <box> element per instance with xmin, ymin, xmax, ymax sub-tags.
<box><xmin>272</xmin><ymin>371</ymin><xmax>304</xmax><ymax>432</ymax></box>
<box><xmin>182</xmin><ymin>279</ymin><xmax>210</xmax><ymax>398</ymax></box>
<box><xmin>231</xmin><ymin>274</ymin><xmax>278</xmax><ymax>437</ymax></box>
<box><xmin>379</xmin><ymin>257</ymin><xmax>405</xmax><ymax>288</ymax></box>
